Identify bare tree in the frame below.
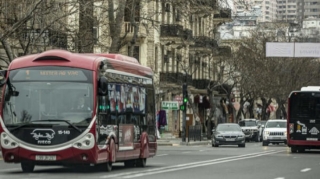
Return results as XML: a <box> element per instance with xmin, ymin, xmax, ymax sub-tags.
<box><xmin>232</xmin><ymin>25</ymin><xmax>320</xmax><ymax>120</ymax></box>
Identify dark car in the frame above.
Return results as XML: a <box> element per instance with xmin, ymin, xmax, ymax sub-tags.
<box><xmin>211</xmin><ymin>123</ymin><xmax>246</xmax><ymax>147</ymax></box>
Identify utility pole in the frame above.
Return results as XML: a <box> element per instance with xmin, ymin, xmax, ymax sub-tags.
<box><xmin>180</xmin><ymin>76</ymin><xmax>188</xmax><ymax>142</ymax></box>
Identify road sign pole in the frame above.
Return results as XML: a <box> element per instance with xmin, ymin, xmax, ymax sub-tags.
<box><xmin>182</xmin><ymin>79</ymin><xmax>187</xmax><ymax>143</ymax></box>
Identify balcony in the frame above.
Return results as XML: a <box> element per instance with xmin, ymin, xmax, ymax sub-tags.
<box><xmin>213</xmin><ymin>8</ymin><xmax>232</xmax><ymax>23</ymax></box>
<box><xmin>190</xmin><ymin>36</ymin><xmax>218</xmax><ymax>53</ymax></box>
<box><xmin>160</xmin><ymin>24</ymin><xmax>194</xmax><ymax>44</ymax></box>
<box><xmin>191</xmin><ymin>0</ymin><xmax>218</xmax><ymax>13</ymax></box>
<box><xmin>121</xmin><ymin>22</ymin><xmax>147</xmax><ymax>41</ymax></box>
<box><xmin>218</xmin><ymin>46</ymin><xmax>231</xmax><ymax>56</ymax></box>
<box><xmin>193</xmin><ymin>79</ymin><xmax>211</xmax><ymax>89</ymax></box>
<box><xmin>160</xmin><ymin>72</ymin><xmax>193</xmax><ymax>86</ymax></box>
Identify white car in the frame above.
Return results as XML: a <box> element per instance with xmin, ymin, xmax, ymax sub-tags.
<box><xmin>262</xmin><ymin>119</ymin><xmax>287</xmax><ymax>146</ymax></box>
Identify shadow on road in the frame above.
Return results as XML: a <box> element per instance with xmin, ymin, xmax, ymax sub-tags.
<box><xmin>2</xmin><ymin>163</ymin><xmax>161</xmax><ymax>174</ymax></box>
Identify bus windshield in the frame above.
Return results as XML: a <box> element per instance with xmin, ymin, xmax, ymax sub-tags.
<box><xmin>2</xmin><ymin>67</ymin><xmax>93</xmax><ymax>127</ymax></box>
<box><xmin>289</xmin><ymin>92</ymin><xmax>320</xmax><ymax>120</ymax></box>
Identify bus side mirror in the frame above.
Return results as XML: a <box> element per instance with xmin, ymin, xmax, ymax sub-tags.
<box><xmin>98</xmin><ymin>76</ymin><xmax>107</xmax><ymax>95</ymax></box>
<box><xmin>0</xmin><ymin>70</ymin><xmax>7</xmax><ymax>87</ymax></box>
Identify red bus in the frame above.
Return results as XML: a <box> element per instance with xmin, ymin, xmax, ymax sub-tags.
<box><xmin>0</xmin><ymin>49</ymin><xmax>157</xmax><ymax>172</ymax></box>
<box><xmin>287</xmin><ymin>86</ymin><xmax>320</xmax><ymax>153</ymax></box>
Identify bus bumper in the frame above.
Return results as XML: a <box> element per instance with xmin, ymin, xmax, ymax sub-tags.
<box><xmin>288</xmin><ymin>140</ymin><xmax>320</xmax><ymax>147</ymax></box>
<box><xmin>2</xmin><ymin>147</ymin><xmax>97</xmax><ymax>165</ymax></box>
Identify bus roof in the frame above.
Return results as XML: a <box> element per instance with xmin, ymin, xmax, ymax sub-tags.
<box><xmin>300</xmin><ymin>86</ymin><xmax>320</xmax><ymax>91</ymax></box>
<box><xmin>8</xmin><ymin>49</ymin><xmax>153</xmax><ymax>78</ymax></box>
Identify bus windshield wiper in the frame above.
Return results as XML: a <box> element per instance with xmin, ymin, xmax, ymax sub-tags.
<box><xmin>9</xmin><ymin>123</ymin><xmax>52</xmax><ymax>132</ymax></box>
<box><xmin>32</xmin><ymin>119</ymin><xmax>82</xmax><ymax>133</ymax></box>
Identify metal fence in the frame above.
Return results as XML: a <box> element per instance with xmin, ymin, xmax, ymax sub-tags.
<box><xmin>188</xmin><ymin>125</ymin><xmax>202</xmax><ymax>142</ymax></box>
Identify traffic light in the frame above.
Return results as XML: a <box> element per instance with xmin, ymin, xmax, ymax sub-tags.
<box><xmin>182</xmin><ymin>83</ymin><xmax>188</xmax><ymax>103</ymax></box>
<box><xmin>180</xmin><ymin>83</ymin><xmax>188</xmax><ymax>111</ymax></box>
<box><xmin>180</xmin><ymin>104</ymin><xmax>186</xmax><ymax>111</ymax></box>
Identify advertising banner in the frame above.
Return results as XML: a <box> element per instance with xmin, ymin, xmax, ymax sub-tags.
<box><xmin>108</xmin><ymin>83</ymin><xmax>146</xmax><ymax>114</ymax></box>
<box><xmin>118</xmin><ymin>124</ymin><xmax>134</xmax><ymax>150</ymax></box>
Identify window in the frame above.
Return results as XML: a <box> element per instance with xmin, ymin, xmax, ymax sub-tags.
<box><xmin>124</xmin><ymin>0</ymin><xmax>140</xmax><ymax>22</ymax></box>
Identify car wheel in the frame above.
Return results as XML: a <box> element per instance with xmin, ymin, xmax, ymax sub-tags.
<box><xmin>255</xmin><ymin>135</ymin><xmax>259</xmax><ymax>142</ymax></box>
<box><xmin>238</xmin><ymin>144</ymin><xmax>245</xmax><ymax>147</ymax></box>
<box><xmin>262</xmin><ymin>141</ymin><xmax>268</xmax><ymax>146</ymax></box>
<box><xmin>214</xmin><ymin>144</ymin><xmax>219</xmax><ymax>147</ymax></box>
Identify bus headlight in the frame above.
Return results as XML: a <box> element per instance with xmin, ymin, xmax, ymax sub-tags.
<box><xmin>1</xmin><ymin>132</ymin><xmax>19</xmax><ymax>149</ymax></box>
<box><xmin>73</xmin><ymin>133</ymin><xmax>95</xmax><ymax>150</ymax></box>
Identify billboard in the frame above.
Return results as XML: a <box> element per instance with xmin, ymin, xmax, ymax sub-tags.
<box><xmin>294</xmin><ymin>43</ymin><xmax>320</xmax><ymax>57</ymax></box>
<box><xmin>266</xmin><ymin>42</ymin><xmax>294</xmax><ymax>57</ymax></box>
<box><xmin>266</xmin><ymin>42</ymin><xmax>320</xmax><ymax>58</ymax></box>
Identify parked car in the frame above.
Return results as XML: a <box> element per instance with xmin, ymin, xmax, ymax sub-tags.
<box><xmin>262</xmin><ymin>119</ymin><xmax>287</xmax><ymax>146</ymax></box>
<box><xmin>239</xmin><ymin>119</ymin><xmax>261</xmax><ymax>142</ymax></box>
<box><xmin>211</xmin><ymin>123</ymin><xmax>246</xmax><ymax>147</ymax></box>
<box><xmin>257</xmin><ymin>120</ymin><xmax>267</xmax><ymax>141</ymax></box>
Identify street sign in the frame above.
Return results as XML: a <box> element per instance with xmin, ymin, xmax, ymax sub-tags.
<box><xmin>161</xmin><ymin>101</ymin><xmax>179</xmax><ymax>110</ymax></box>
<box><xmin>174</xmin><ymin>95</ymin><xmax>183</xmax><ymax>105</ymax></box>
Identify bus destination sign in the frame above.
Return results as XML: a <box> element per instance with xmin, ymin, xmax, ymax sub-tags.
<box><xmin>12</xmin><ymin>69</ymin><xmax>88</xmax><ymax>81</ymax></box>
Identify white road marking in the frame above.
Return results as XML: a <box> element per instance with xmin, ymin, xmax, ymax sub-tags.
<box><xmin>274</xmin><ymin>177</ymin><xmax>285</xmax><ymax>179</ymax></box>
<box><xmin>0</xmin><ymin>168</ymin><xmax>20</xmax><ymax>172</ymax></box>
<box><xmin>122</xmin><ymin>150</ymin><xmax>284</xmax><ymax>178</ymax></box>
<box><xmin>182</xmin><ymin>151</ymin><xmax>190</xmax><ymax>154</ymax></box>
<box><xmin>100</xmin><ymin>150</ymin><xmax>284</xmax><ymax>179</ymax></box>
<box><xmin>156</xmin><ymin>154</ymin><xmax>168</xmax><ymax>157</ymax></box>
<box><xmin>199</xmin><ymin>150</ymin><xmax>205</xmax><ymax>152</ymax></box>
<box><xmin>301</xmin><ymin>168</ymin><xmax>311</xmax><ymax>172</ymax></box>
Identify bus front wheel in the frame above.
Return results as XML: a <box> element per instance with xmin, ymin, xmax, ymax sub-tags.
<box><xmin>21</xmin><ymin>162</ymin><xmax>35</xmax><ymax>173</ymax></box>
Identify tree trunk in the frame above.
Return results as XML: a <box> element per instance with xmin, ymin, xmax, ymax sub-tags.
<box><xmin>108</xmin><ymin>0</ymin><xmax>126</xmax><ymax>53</ymax></box>
<box><xmin>207</xmin><ymin>89</ymin><xmax>216</xmax><ymax>139</ymax></box>
<box><xmin>78</xmin><ymin>0</ymin><xmax>94</xmax><ymax>53</ymax></box>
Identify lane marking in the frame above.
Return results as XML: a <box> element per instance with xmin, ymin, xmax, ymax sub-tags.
<box><xmin>182</xmin><ymin>151</ymin><xmax>190</xmax><ymax>154</ymax></box>
<box><xmin>100</xmin><ymin>150</ymin><xmax>283</xmax><ymax>179</ymax></box>
<box><xmin>0</xmin><ymin>168</ymin><xmax>21</xmax><ymax>172</ymax></box>
<box><xmin>122</xmin><ymin>150</ymin><xmax>285</xmax><ymax>178</ymax></box>
<box><xmin>199</xmin><ymin>150</ymin><xmax>204</xmax><ymax>152</ymax></box>
<box><xmin>156</xmin><ymin>154</ymin><xmax>168</xmax><ymax>157</ymax></box>
<box><xmin>274</xmin><ymin>177</ymin><xmax>285</xmax><ymax>179</ymax></box>
<box><xmin>301</xmin><ymin>168</ymin><xmax>311</xmax><ymax>172</ymax></box>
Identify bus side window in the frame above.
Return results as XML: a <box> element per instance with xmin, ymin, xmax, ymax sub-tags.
<box><xmin>316</xmin><ymin>104</ymin><xmax>320</xmax><ymax>118</ymax></box>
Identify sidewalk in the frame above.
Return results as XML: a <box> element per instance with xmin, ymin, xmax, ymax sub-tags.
<box><xmin>157</xmin><ymin>132</ymin><xmax>211</xmax><ymax>146</ymax></box>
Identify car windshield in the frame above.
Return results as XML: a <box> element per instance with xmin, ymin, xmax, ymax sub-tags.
<box><xmin>217</xmin><ymin>125</ymin><xmax>241</xmax><ymax>132</ymax></box>
<box><xmin>239</xmin><ymin>121</ymin><xmax>257</xmax><ymax>127</ymax></box>
<box><xmin>266</xmin><ymin>121</ymin><xmax>286</xmax><ymax>128</ymax></box>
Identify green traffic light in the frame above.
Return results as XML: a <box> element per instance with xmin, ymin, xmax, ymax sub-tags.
<box><xmin>183</xmin><ymin>98</ymin><xmax>188</xmax><ymax>103</ymax></box>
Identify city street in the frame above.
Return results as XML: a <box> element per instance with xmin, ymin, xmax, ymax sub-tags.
<box><xmin>0</xmin><ymin>142</ymin><xmax>319</xmax><ymax>179</ymax></box>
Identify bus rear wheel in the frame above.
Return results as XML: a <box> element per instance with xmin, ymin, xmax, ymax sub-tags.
<box><xmin>291</xmin><ymin>146</ymin><xmax>297</xmax><ymax>153</ymax></box>
<box><xmin>137</xmin><ymin>158</ymin><xmax>146</xmax><ymax>167</ymax></box>
<box><xmin>21</xmin><ymin>162</ymin><xmax>35</xmax><ymax>173</ymax></box>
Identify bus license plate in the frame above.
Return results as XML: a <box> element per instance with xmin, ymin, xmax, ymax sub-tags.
<box><xmin>35</xmin><ymin>155</ymin><xmax>56</xmax><ymax>161</ymax></box>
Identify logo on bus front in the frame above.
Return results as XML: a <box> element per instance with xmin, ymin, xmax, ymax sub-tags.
<box><xmin>30</xmin><ymin>129</ymin><xmax>55</xmax><ymax>144</ymax></box>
